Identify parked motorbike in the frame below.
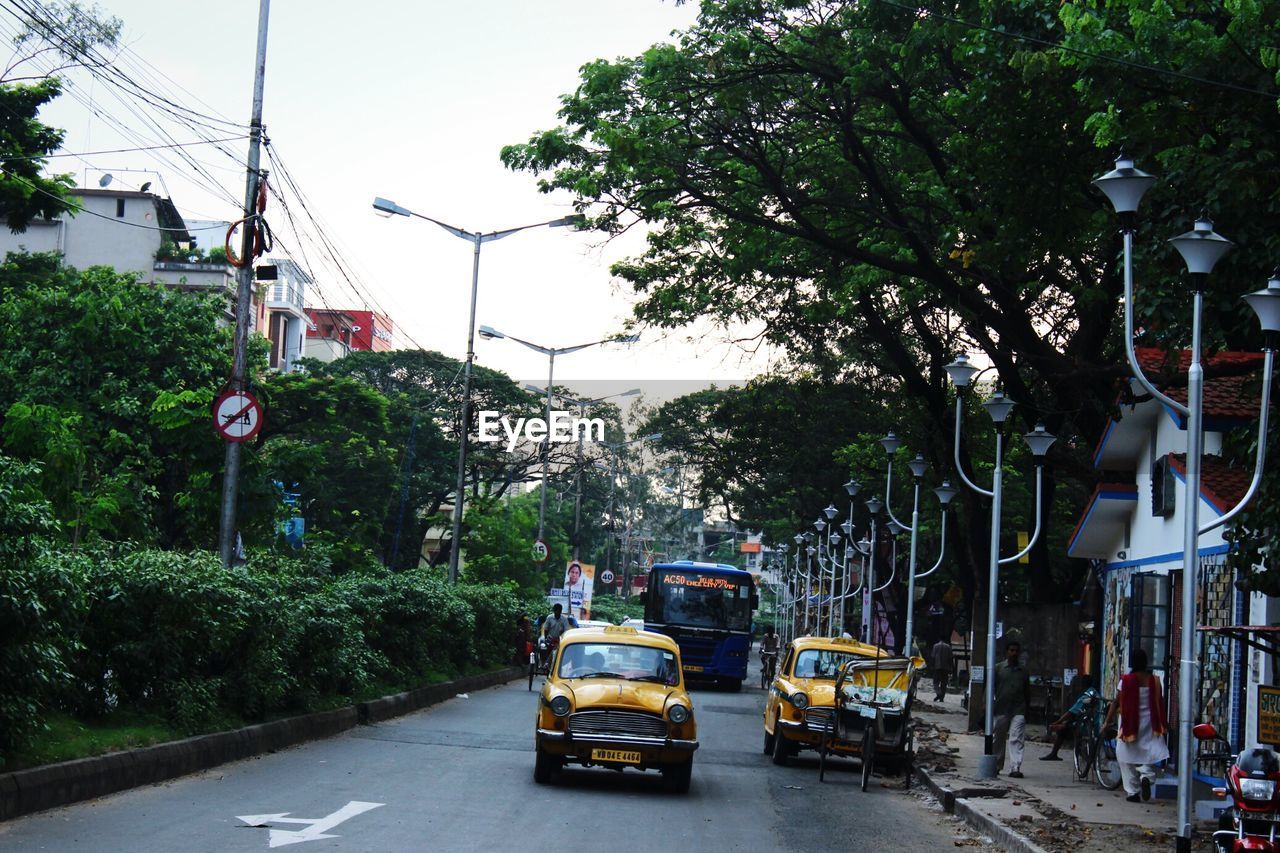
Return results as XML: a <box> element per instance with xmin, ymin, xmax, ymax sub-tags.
<box><xmin>1194</xmin><ymin>722</ymin><xmax>1280</xmax><ymax>852</ymax></box>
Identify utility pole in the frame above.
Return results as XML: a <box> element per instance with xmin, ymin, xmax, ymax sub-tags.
<box><xmin>218</xmin><ymin>0</ymin><xmax>271</xmax><ymax>568</ymax></box>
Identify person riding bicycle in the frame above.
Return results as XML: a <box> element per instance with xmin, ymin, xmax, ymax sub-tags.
<box><xmin>538</xmin><ymin>603</ymin><xmax>572</xmax><ymax>666</ymax></box>
<box><xmin>1040</xmin><ymin>674</ymin><xmax>1102</xmax><ymax>761</ymax></box>
<box><xmin>759</xmin><ymin>625</ymin><xmax>780</xmax><ymax>678</ymax></box>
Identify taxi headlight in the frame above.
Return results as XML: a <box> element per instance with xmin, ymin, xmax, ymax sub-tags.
<box><xmin>668</xmin><ymin>703</ymin><xmax>690</xmax><ymax>724</ymax></box>
<box><xmin>1239</xmin><ymin>778</ymin><xmax>1276</xmax><ymax>801</ymax></box>
<box><xmin>791</xmin><ymin>691</ymin><xmax>809</xmax><ymax>710</ymax></box>
<box><xmin>549</xmin><ymin>695</ymin><xmax>572</xmax><ymax>717</ymax></box>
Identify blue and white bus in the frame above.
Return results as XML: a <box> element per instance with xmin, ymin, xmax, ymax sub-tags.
<box><xmin>643</xmin><ymin>561</ymin><xmax>757</xmax><ymax>689</ymax></box>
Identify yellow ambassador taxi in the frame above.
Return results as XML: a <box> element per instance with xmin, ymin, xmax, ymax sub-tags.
<box><xmin>763</xmin><ymin>635</ymin><xmax>888</xmax><ymax>765</ymax></box>
<box><xmin>534</xmin><ymin>625</ymin><xmax>698</xmax><ymax>792</ymax></box>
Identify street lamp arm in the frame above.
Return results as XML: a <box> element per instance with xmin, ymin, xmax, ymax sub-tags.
<box><xmin>1123</xmin><ymin>232</ymin><xmax>1191</xmax><ymax>417</ymax></box>
<box><xmin>1200</xmin><ymin>347</ymin><xmax>1274</xmax><ymax>535</ymax></box>
<box><xmin>914</xmin><ymin>510</ymin><xmax>949</xmax><ymax>579</ymax></box>
<box><xmin>872</xmin><ymin>559</ymin><xmax>896</xmax><ymax>592</ymax></box>
<box><xmin>953</xmin><ymin>396</ymin><xmax>995</xmax><ymax>498</ymax></box>
<box><xmin>998</xmin><ymin>465</ymin><xmax>1045</xmax><ymax>565</ymax></box>
<box><xmin>883</xmin><ymin>458</ymin><xmax>913</xmax><ymax>530</ymax></box>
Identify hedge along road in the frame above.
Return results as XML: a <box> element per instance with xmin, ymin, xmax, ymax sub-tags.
<box><xmin>0</xmin><ymin>662</ymin><xmax>960</xmax><ymax>852</ymax></box>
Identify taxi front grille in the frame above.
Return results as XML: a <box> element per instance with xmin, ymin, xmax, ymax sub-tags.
<box><xmin>804</xmin><ymin>707</ymin><xmax>834</xmax><ymax>732</ymax></box>
<box><xmin>569</xmin><ymin>710</ymin><xmax>668</xmax><ymax>739</ymax></box>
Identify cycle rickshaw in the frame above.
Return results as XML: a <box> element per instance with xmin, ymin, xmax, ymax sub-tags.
<box><xmin>817</xmin><ymin>651</ymin><xmax>925</xmax><ymax>791</ymax></box>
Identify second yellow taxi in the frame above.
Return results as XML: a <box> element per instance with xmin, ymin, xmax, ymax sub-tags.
<box><xmin>763</xmin><ymin>635</ymin><xmax>900</xmax><ymax>766</ymax></box>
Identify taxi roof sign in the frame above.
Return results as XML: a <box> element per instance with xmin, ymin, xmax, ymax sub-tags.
<box><xmin>604</xmin><ymin>625</ymin><xmax>638</xmax><ymax>634</ymax></box>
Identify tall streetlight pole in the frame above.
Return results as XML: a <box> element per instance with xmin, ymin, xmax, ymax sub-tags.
<box><xmin>1092</xmin><ymin>151</ymin><xmax>1279</xmax><ymax>853</ymax></box>
<box><xmin>371</xmin><ymin>198</ymin><xmax>581</xmax><ymax>582</ymax></box>
<box><xmin>879</xmin><ymin>434</ymin><xmax>958</xmax><ymax>657</ymax></box>
<box><xmin>945</xmin><ymin>358</ymin><xmax>1056</xmax><ymax>779</ymax></box>
<box><xmin>479</xmin><ymin>326</ymin><xmax>639</xmax><ymax>552</ymax></box>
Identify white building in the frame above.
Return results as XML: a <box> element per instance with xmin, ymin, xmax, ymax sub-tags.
<box><xmin>0</xmin><ymin>189</ymin><xmax>236</xmax><ymax>305</ymax></box>
<box><xmin>1067</xmin><ymin>347</ymin><xmax>1275</xmax><ymax>791</ymax></box>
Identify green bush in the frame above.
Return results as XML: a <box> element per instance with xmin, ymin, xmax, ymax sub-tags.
<box><xmin>0</xmin><ymin>457</ymin><xmax>79</xmax><ymax>756</ymax></box>
<box><xmin>1</xmin><ymin>539</ymin><xmax>526</xmax><ymax>760</ymax></box>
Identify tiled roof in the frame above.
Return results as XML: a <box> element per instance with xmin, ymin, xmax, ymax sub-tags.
<box><xmin>1134</xmin><ymin>347</ymin><xmax>1265</xmax><ymax>419</ymax></box>
<box><xmin>1167</xmin><ymin>454</ymin><xmax>1252</xmax><ymax>514</ymax></box>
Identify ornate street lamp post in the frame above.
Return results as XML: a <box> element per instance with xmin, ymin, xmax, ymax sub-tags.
<box><xmin>946</xmin><ymin>356</ymin><xmax>1056</xmax><ymax>779</ymax></box>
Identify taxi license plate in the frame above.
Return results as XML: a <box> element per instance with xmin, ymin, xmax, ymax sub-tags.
<box><xmin>683</xmin><ymin>665</ymin><xmax>703</xmax><ymax>672</ymax></box>
<box><xmin>592</xmin><ymin>749</ymin><xmax>641</xmax><ymax>764</ymax></box>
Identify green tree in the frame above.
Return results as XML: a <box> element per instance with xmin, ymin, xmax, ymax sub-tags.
<box><xmin>249</xmin><ymin>372</ymin><xmax>399</xmax><ymax>559</ymax></box>
<box><xmin>503</xmin><ymin>0</ymin><xmax>1280</xmax><ymax>596</ymax></box>
<box><xmin>0</xmin><ymin>253</ymin><xmax>232</xmax><ymax>546</ymax></box>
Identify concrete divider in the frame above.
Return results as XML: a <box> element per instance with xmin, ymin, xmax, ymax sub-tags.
<box><xmin>1</xmin><ymin>666</ymin><xmax>523</xmax><ymax>822</ymax></box>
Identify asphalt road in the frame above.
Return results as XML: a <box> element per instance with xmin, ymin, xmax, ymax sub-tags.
<box><xmin>0</xmin><ymin>659</ymin><xmax>960</xmax><ymax>852</ymax></box>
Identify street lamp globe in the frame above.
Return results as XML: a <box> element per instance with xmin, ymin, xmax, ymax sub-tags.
<box><xmin>1023</xmin><ymin>423</ymin><xmax>1058</xmax><ymax>458</ymax></box>
<box><xmin>934</xmin><ymin>479</ymin><xmax>959</xmax><ymax>506</ymax></box>
<box><xmin>880</xmin><ymin>430</ymin><xmax>902</xmax><ymax>455</ymax></box>
<box><xmin>944</xmin><ymin>354</ymin><xmax>980</xmax><ymax>388</ymax></box>
<box><xmin>865</xmin><ymin>495</ymin><xmax>883</xmax><ymax>515</ymax></box>
<box><xmin>844</xmin><ymin>479</ymin><xmax>861</xmax><ymax>497</ymax></box>
<box><xmin>1244</xmin><ymin>270</ymin><xmax>1280</xmax><ymax>334</ymax></box>
<box><xmin>981</xmin><ymin>389</ymin><xmax>1016</xmax><ymax>424</ymax></box>
<box><xmin>823</xmin><ymin>504</ymin><xmax>838</xmax><ymax>521</ymax></box>
<box><xmin>814</xmin><ymin>517</ymin><xmax>827</xmax><ymax>532</ymax></box>
<box><xmin>1169</xmin><ymin>215</ymin><xmax>1233</xmax><ymax>277</ymax></box>
<box><xmin>907</xmin><ymin>453</ymin><xmax>928</xmax><ymax>479</ymax></box>
<box><xmin>1090</xmin><ymin>149</ymin><xmax>1156</xmax><ymax>216</ymax></box>
<box><xmin>840</xmin><ymin>520</ymin><xmax>853</xmax><ymax>536</ymax></box>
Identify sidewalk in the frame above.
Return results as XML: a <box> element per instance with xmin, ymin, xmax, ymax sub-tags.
<box><xmin>910</xmin><ymin>689</ymin><xmax>1186</xmax><ymax>853</ymax></box>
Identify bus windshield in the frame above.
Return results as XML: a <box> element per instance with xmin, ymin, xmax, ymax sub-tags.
<box><xmin>653</xmin><ymin>570</ymin><xmax>752</xmax><ymax>632</ymax></box>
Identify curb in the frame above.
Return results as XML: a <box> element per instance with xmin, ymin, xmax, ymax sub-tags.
<box><xmin>915</xmin><ymin>765</ymin><xmax>1050</xmax><ymax>853</ymax></box>
<box><xmin>0</xmin><ymin>665</ymin><xmax>523</xmax><ymax>822</ymax></box>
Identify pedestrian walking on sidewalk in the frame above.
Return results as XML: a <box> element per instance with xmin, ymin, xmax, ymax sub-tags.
<box><xmin>1102</xmin><ymin>647</ymin><xmax>1168</xmax><ymax>802</ymax></box>
<box><xmin>930</xmin><ymin>637</ymin><xmax>953</xmax><ymax>702</ymax></box>
<box><xmin>993</xmin><ymin>640</ymin><xmax>1030</xmax><ymax>778</ymax></box>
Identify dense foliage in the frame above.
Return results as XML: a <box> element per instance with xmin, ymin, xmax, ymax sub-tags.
<box><xmin>504</xmin><ymin>0</ymin><xmax>1280</xmax><ymax>593</ymax></box>
<box><xmin>0</xmin><ymin>533</ymin><xmax>538</xmax><ymax>761</ymax></box>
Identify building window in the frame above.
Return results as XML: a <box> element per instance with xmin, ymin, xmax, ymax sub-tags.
<box><xmin>1152</xmin><ymin>454</ymin><xmax>1176</xmax><ymax>518</ymax></box>
<box><xmin>116</xmin><ymin>198</ymin><xmax>125</xmax><ymax>217</ymax></box>
<box><xmin>1131</xmin><ymin>573</ymin><xmax>1171</xmax><ymax>672</ymax></box>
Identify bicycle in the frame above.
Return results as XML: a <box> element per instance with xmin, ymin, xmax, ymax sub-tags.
<box><xmin>1071</xmin><ymin>696</ymin><xmax>1122</xmax><ymax>790</ymax></box>
<box><xmin>760</xmin><ymin>651</ymin><xmax>778</xmax><ymax>689</ymax></box>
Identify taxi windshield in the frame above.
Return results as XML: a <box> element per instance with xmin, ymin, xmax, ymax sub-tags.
<box><xmin>557</xmin><ymin>642</ymin><xmax>679</xmax><ymax>685</ymax></box>
<box><xmin>792</xmin><ymin>648</ymin><xmax>867</xmax><ymax>680</ymax></box>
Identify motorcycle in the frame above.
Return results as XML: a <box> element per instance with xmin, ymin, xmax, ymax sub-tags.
<box><xmin>1194</xmin><ymin>722</ymin><xmax>1280</xmax><ymax>852</ymax></box>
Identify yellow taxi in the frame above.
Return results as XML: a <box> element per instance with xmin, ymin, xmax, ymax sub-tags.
<box><xmin>534</xmin><ymin>625</ymin><xmax>698</xmax><ymax>792</ymax></box>
<box><xmin>763</xmin><ymin>635</ymin><xmax>888</xmax><ymax>764</ymax></box>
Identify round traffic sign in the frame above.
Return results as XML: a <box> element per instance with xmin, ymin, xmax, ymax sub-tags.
<box><xmin>213</xmin><ymin>390</ymin><xmax>263</xmax><ymax>443</ymax></box>
<box><xmin>600</xmin><ymin>569</ymin><xmax>615</xmax><ymax>585</ymax></box>
<box><xmin>531</xmin><ymin>539</ymin><xmax>549</xmax><ymax>563</ymax></box>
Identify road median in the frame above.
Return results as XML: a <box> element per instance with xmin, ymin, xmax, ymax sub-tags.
<box><xmin>0</xmin><ymin>665</ymin><xmax>523</xmax><ymax>821</ymax></box>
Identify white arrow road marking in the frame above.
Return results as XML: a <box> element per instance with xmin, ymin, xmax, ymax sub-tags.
<box><xmin>236</xmin><ymin>801</ymin><xmax>384</xmax><ymax>848</ymax></box>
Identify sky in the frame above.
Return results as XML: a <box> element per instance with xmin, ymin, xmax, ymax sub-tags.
<box><xmin>16</xmin><ymin>0</ymin><xmax>776</xmax><ymax>398</ymax></box>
